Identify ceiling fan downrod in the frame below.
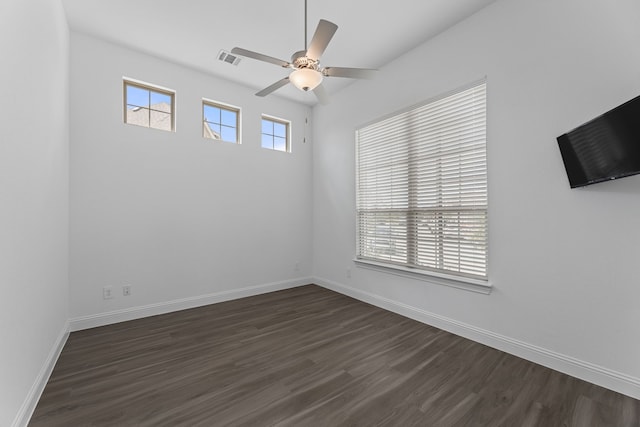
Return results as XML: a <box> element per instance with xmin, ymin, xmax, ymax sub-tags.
<box><xmin>304</xmin><ymin>0</ymin><xmax>308</xmax><ymax>51</ymax></box>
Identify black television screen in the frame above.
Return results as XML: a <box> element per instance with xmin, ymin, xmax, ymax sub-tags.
<box><xmin>557</xmin><ymin>94</ymin><xmax>640</xmax><ymax>188</ymax></box>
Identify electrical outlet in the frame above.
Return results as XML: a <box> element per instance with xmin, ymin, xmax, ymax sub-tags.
<box><xmin>103</xmin><ymin>286</ymin><xmax>113</xmax><ymax>300</ymax></box>
<box><xmin>123</xmin><ymin>285</ymin><xmax>131</xmax><ymax>296</ymax></box>
<box><xmin>346</xmin><ymin>268</ymin><xmax>352</xmax><ymax>278</ymax></box>
<box><xmin>294</xmin><ymin>262</ymin><xmax>300</xmax><ymax>272</ymax></box>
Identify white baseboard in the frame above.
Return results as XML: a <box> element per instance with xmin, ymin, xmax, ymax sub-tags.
<box><xmin>19</xmin><ymin>276</ymin><xmax>639</xmax><ymax>427</ymax></box>
<box><xmin>314</xmin><ymin>277</ymin><xmax>640</xmax><ymax>400</ymax></box>
<box><xmin>12</xmin><ymin>321</ymin><xmax>69</xmax><ymax>427</ymax></box>
<box><xmin>69</xmin><ymin>277</ymin><xmax>313</xmax><ymax>332</ymax></box>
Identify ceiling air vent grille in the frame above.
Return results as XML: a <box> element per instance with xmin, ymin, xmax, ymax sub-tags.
<box><xmin>218</xmin><ymin>50</ymin><xmax>241</xmax><ymax>66</ymax></box>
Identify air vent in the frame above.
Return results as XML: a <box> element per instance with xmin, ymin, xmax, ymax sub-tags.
<box><xmin>218</xmin><ymin>50</ymin><xmax>241</xmax><ymax>66</ymax></box>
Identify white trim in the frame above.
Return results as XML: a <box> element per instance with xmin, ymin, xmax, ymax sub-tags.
<box><xmin>69</xmin><ymin>278</ymin><xmax>312</xmax><ymax>332</ymax></box>
<box><xmin>12</xmin><ymin>321</ymin><xmax>69</xmax><ymax>427</ymax></box>
<box><xmin>354</xmin><ymin>258</ymin><xmax>491</xmax><ymax>294</ymax></box>
<box><xmin>314</xmin><ymin>277</ymin><xmax>640</xmax><ymax>400</ymax></box>
<box><xmin>122</xmin><ymin>76</ymin><xmax>176</xmax><ymax>94</ymax></box>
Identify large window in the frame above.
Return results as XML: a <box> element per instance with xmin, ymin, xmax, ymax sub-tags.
<box><xmin>203</xmin><ymin>100</ymin><xmax>240</xmax><ymax>142</ymax></box>
<box><xmin>356</xmin><ymin>81</ymin><xmax>488</xmax><ymax>281</ymax></box>
<box><xmin>261</xmin><ymin>116</ymin><xmax>290</xmax><ymax>152</ymax></box>
<box><xmin>124</xmin><ymin>80</ymin><xmax>175</xmax><ymax>132</ymax></box>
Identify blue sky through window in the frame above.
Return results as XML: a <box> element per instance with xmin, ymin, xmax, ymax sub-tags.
<box><xmin>126</xmin><ymin>84</ymin><xmax>172</xmax><ymax>112</ymax></box>
<box><xmin>261</xmin><ymin>118</ymin><xmax>288</xmax><ymax>152</ymax></box>
<box><xmin>274</xmin><ymin>122</ymin><xmax>286</xmax><ymax>138</ymax></box>
<box><xmin>203</xmin><ymin>105</ymin><xmax>220</xmax><ymax>123</ymax></box>
<box><xmin>274</xmin><ymin>137</ymin><xmax>286</xmax><ymax>151</ymax></box>
<box><xmin>203</xmin><ymin>102</ymin><xmax>238</xmax><ymax>143</ymax></box>
<box><xmin>150</xmin><ymin>92</ymin><xmax>171</xmax><ymax>111</ymax></box>
<box><xmin>261</xmin><ymin>119</ymin><xmax>272</xmax><ymax>135</ymax></box>
<box><xmin>221</xmin><ymin>109</ymin><xmax>236</xmax><ymax>127</ymax></box>
<box><xmin>126</xmin><ymin>85</ymin><xmax>149</xmax><ymax>109</ymax></box>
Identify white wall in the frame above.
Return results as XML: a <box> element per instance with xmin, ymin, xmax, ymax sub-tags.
<box><xmin>0</xmin><ymin>0</ymin><xmax>70</xmax><ymax>425</ymax></box>
<box><xmin>312</xmin><ymin>0</ymin><xmax>640</xmax><ymax>397</ymax></box>
<box><xmin>69</xmin><ymin>34</ymin><xmax>313</xmax><ymax>322</ymax></box>
<box><xmin>4</xmin><ymin>2</ymin><xmax>639</xmax><ymax>424</ymax></box>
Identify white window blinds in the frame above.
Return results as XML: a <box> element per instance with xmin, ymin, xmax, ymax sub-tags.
<box><xmin>356</xmin><ymin>81</ymin><xmax>487</xmax><ymax>281</ymax></box>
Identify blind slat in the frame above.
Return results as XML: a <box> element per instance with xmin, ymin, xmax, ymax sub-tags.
<box><xmin>356</xmin><ymin>82</ymin><xmax>488</xmax><ymax>280</ymax></box>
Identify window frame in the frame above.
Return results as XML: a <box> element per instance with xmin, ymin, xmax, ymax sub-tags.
<box><xmin>261</xmin><ymin>115</ymin><xmax>291</xmax><ymax>152</ymax></box>
<box><xmin>202</xmin><ymin>99</ymin><xmax>241</xmax><ymax>143</ymax></box>
<box><xmin>123</xmin><ymin>79</ymin><xmax>176</xmax><ymax>132</ymax></box>
<box><xmin>355</xmin><ymin>80</ymin><xmax>489</xmax><ymax>292</ymax></box>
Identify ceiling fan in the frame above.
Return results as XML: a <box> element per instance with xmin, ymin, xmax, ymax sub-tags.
<box><xmin>231</xmin><ymin>0</ymin><xmax>376</xmax><ymax>104</ymax></box>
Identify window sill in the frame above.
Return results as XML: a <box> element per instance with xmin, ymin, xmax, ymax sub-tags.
<box><xmin>353</xmin><ymin>259</ymin><xmax>492</xmax><ymax>295</ymax></box>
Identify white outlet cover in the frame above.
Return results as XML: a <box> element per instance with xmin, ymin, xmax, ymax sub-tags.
<box><xmin>103</xmin><ymin>286</ymin><xmax>113</xmax><ymax>299</ymax></box>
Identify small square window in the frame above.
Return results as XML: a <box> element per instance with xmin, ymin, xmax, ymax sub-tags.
<box><xmin>124</xmin><ymin>80</ymin><xmax>175</xmax><ymax>132</ymax></box>
<box><xmin>261</xmin><ymin>116</ymin><xmax>290</xmax><ymax>152</ymax></box>
<box><xmin>203</xmin><ymin>100</ymin><xmax>240</xmax><ymax>143</ymax></box>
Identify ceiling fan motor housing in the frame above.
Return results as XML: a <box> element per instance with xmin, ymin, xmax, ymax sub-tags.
<box><xmin>291</xmin><ymin>50</ymin><xmax>320</xmax><ymax>71</ymax></box>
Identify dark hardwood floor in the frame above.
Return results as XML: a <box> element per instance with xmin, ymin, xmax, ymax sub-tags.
<box><xmin>30</xmin><ymin>285</ymin><xmax>639</xmax><ymax>426</ymax></box>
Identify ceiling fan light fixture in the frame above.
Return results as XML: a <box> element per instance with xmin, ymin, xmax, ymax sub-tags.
<box><xmin>289</xmin><ymin>68</ymin><xmax>323</xmax><ymax>91</ymax></box>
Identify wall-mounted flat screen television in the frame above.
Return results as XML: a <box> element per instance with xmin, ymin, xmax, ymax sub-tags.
<box><xmin>557</xmin><ymin>94</ymin><xmax>640</xmax><ymax>188</ymax></box>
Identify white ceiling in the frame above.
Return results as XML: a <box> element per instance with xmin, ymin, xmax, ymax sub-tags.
<box><xmin>61</xmin><ymin>0</ymin><xmax>497</xmax><ymax>105</ymax></box>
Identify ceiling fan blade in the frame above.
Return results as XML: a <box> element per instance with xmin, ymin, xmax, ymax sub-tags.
<box><xmin>231</xmin><ymin>47</ymin><xmax>290</xmax><ymax>68</ymax></box>
<box><xmin>323</xmin><ymin>67</ymin><xmax>377</xmax><ymax>79</ymax></box>
<box><xmin>306</xmin><ymin>19</ymin><xmax>338</xmax><ymax>60</ymax></box>
<box><xmin>313</xmin><ymin>84</ymin><xmax>329</xmax><ymax>105</ymax></box>
<box><xmin>255</xmin><ymin>77</ymin><xmax>290</xmax><ymax>97</ymax></box>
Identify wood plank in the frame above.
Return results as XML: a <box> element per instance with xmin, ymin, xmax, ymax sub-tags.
<box><xmin>30</xmin><ymin>285</ymin><xmax>640</xmax><ymax>426</ymax></box>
